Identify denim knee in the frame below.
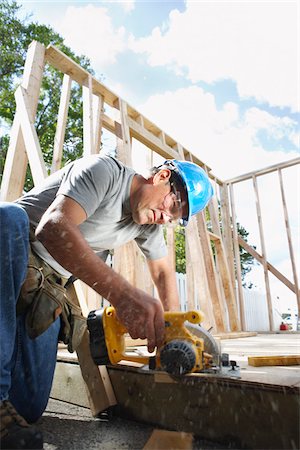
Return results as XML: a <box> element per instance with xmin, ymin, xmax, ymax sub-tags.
<box><xmin>0</xmin><ymin>202</ymin><xmax>29</xmax><ymax>231</ymax></box>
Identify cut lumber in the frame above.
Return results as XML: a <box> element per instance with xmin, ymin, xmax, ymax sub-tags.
<box><xmin>248</xmin><ymin>355</ymin><xmax>300</xmax><ymax>367</ymax></box>
<box><xmin>143</xmin><ymin>430</ymin><xmax>193</xmax><ymax>450</ymax></box>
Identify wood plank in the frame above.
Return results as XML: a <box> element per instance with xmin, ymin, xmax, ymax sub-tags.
<box><xmin>252</xmin><ymin>175</ymin><xmax>274</xmax><ymax>331</ymax></box>
<box><xmin>208</xmin><ymin>181</ymin><xmax>239</xmax><ymax>331</ymax></box>
<box><xmin>15</xmin><ymin>86</ymin><xmax>48</xmax><ymax>184</ymax></box>
<box><xmin>185</xmin><ymin>217</ymin><xmax>217</xmax><ymax>331</ymax></box>
<box><xmin>238</xmin><ymin>236</ymin><xmax>298</xmax><ymax>294</ymax></box>
<box><xmin>219</xmin><ymin>184</ymin><xmax>236</xmax><ymax>288</ymax></box>
<box><xmin>115</xmin><ymin>99</ymin><xmax>132</xmax><ymax>166</ymax></box>
<box><xmin>93</xmin><ymin>94</ymin><xmax>104</xmax><ymax>153</ymax></box>
<box><xmin>45</xmin><ymin>45</ymin><xmax>119</xmax><ymax>107</ymax></box>
<box><xmin>143</xmin><ymin>430</ymin><xmax>193</xmax><ymax>450</ymax></box>
<box><xmin>83</xmin><ymin>75</ymin><xmax>95</xmax><ymax>156</ymax></box>
<box><xmin>248</xmin><ymin>355</ymin><xmax>300</xmax><ymax>367</ymax></box>
<box><xmin>51</xmin><ymin>74</ymin><xmax>72</xmax><ymax>172</ymax></box>
<box><xmin>225</xmin><ymin>157</ymin><xmax>300</xmax><ymax>184</ymax></box>
<box><xmin>196</xmin><ymin>213</ymin><xmax>228</xmax><ymax>332</ymax></box>
<box><xmin>278</xmin><ymin>168</ymin><xmax>300</xmax><ymax>314</ymax></box>
<box><xmin>128</xmin><ymin>117</ymin><xmax>180</xmax><ymax>160</ymax></box>
<box><xmin>229</xmin><ymin>183</ymin><xmax>246</xmax><ymax>330</ymax></box>
<box><xmin>109</xmin><ymin>364</ymin><xmax>300</xmax><ymax>450</ymax></box>
<box><xmin>1</xmin><ymin>41</ymin><xmax>45</xmax><ymax>200</ymax></box>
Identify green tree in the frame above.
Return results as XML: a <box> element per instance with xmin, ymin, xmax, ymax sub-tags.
<box><xmin>173</xmin><ymin>219</ymin><xmax>256</xmax><ymax>285</ymax></box>
<box><xmin>0</xmin><ymin>0</ymin><xmax>95</xmax><ymax>190</ymax></box>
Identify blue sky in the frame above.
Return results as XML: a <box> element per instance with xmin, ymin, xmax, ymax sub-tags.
<box><xmin>18</xmin><ymin>0</ymin><xmax>299</xmax><ymax>170</ymax></box>
<box><xmin>13</xmin><ymin>0</ymin><xmax>300</xmax><ymax>309</ymax></box>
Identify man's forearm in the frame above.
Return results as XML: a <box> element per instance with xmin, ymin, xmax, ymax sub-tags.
<box><xmin>35</xmin><ymin>216</ymin><xmax>135</xmax><ymax>306</ymax></box>
<box><xmin>155</xmin><ymin>271</ymin><xmax>180</xmax><ymax>311</ymax></box>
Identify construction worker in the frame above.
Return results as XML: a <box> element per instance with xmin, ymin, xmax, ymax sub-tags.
<box><xmin>0</xmin><ymin>155</ymin><xmax>213</xmax><ymax>449</ymax></box>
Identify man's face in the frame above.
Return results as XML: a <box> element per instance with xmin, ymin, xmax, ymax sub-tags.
<box><xmin>131</xmin><ymin>169</ymin><xmax>187</xmax><ymax>225</ymax></box>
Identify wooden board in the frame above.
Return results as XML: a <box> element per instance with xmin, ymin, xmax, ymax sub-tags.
<box><xmin>108</xmin><ymin>364</ymin><xmax>299</xmax><ymax>450</ymax></box>
<box><xmin>248</xmin><ymin>355</ymin><xmax>300</xmax><ymax>367</ymax></box>
<box><xmin>143</xmin><ymin>430</ymin><xmax>193</xmax><ymax>450</ymax></box>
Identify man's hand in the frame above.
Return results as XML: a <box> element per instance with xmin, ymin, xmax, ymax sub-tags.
<box><xmin>114</xmin><ymin>290</ymin><xmax>165</xmax><ymax>353</ymax></box>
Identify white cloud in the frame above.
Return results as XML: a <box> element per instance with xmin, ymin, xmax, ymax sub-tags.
<box><xmin>54</xmin><ymin>5</ymin><xmax>127</xmax><ymax>67</ymax></box>
<box><xmin>137</xmin><ymin>85</ymin><xmax>299</xmax><ymax>180</ymax></box>
<box><xmin>130</xmin><ymin>1</ymin><xmax>299</xmax><ymax>111</ymax></box>
<box><xmin>103</xmin><ymin>0</ymin><xmax>135</xmax><ymax>13</ymax></box>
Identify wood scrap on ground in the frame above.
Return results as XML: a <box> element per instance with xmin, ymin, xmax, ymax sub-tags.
<box><xmin>143</xmin><ymin>430</ymin><xmax>193</xmax><ymax>450</ymax></box>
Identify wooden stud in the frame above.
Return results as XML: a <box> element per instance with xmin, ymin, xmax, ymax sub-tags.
<box><xmin>1</xmin><ymin>41</ymin><xmax>45</xmax><ymax>200</ymax></box>
<box><xmin>208</xmin><ymin>180</ymin><xmax>239</xmax><ymax>331</ymax></box>
<box><xmin>196</xmin><ymin>213</ymin><xmax>228</xmax><ymax>332</ymax></box>
<box><xmin>15</xmin><ymin>86</ymin><xmax>47</xmax><ymax>184</ymax></box>
<box><xmin>65</xmin><ymin>283</ymin><xmax>117</xmax><ymax>414</ymax></box>
<box><xmin>185</xmin><ymin>217</ymin><xmax>218</xmax><ymax>331</ymax></box>
<box><xmin>219</xmin><ymin>184</ymin><xmax>236</xmax><ymax>289</ymax></box>
<box><xmin>93</xmin><ymin>94</ymin><xmax>104</xmax><ymax>153</ymax></box>
<box><xmin>83</xmin><ymin>74</ymin><xmax>94</xmax><ymax>156</ymax></box>
<box><xmin>229</xmin><ymin>183</ymin><xmax>246</xmax><ymax>331</ymax></box>
<box><xmin>278</xmin><ymin>168</ymin><xmax>300</xmax><ymax>317</ymax></box>
<box><xmin>51</xmin><ymin>74</ymin><xmax>72</xmax><ymax>173</ymax></box>
<box><xmin>252</xmin><ymin>175</ymin><xmax>274</xmax><ymax>331</ymax></box>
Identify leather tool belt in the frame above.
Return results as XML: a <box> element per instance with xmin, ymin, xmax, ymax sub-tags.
<box><xmin>17</xmin><ymin>237</ymin><xmax>86</xmax><ymax>353</ymax></box>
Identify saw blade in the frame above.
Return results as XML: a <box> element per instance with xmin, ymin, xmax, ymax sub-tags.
<box><xmin>185</xmin><ymin>321</ymin><xmax>220</xmax><ymax>365</ymax></box>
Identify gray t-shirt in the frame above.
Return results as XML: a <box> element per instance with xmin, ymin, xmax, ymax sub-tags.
<box><xmin>17</xmin><ymin>155</ymin><xmax>167</xmax><ymax>276</ymax></box>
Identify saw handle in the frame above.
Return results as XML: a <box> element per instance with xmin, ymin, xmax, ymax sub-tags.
<box><xmin>102</xmin><ymin>307</ymin><xmax>205</xmax><ymax>365</ymax></box>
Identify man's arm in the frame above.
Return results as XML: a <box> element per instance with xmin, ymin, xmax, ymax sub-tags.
<box><xmin>35</xmin><ymin>194</ymin><xmax>165</xmax><ymax>352</ymax></box>
<box><xmin>147</xmin><ymin>255</ymin><xmax>180</xmax><ymax>311</ymax></box>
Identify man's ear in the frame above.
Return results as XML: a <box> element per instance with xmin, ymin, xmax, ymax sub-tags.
<box><xmin>152</xmin><ymin>168</ymin><xmax>171</xmax><ymax>185</ymax></box>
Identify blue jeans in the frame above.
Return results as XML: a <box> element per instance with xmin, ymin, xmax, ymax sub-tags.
<box><xmin>0</xmin><ymin>202</ymin><xmax>60</xmax><ymax>423</ymax></box>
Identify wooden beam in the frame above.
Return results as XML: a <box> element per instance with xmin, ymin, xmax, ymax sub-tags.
<box><xmin>196</xmin><ymin>213</ymin><xmax>228</xmax><ymax>332</ymax></box>
<box><xmin>51</xmin><ymin>74</ymin><xmax>72</xmax><ymax>173</ymax></box>
<box><xmin>108</xmin><ymin>365</ymin><xmax>300</xmax><ymax>450</ymax></box>
<box><xmin>248</xmin><ymin>355</ymin><xmax>300</xmax><ymax>367</ymax></box>
<box><xmin>93</xmin><ymin>94</ymin><xmax>104</xmax><ymax>153</ymax></box>
<box><xmin>238</xmin><ymin>236</ymin><xmax>299</xmax><ymax>295</ymax></box>
<box><xmin>252</xmin><ymin>175</ymin><xmax>274</xmax><ymax>331</ymax></box>
<box><xmin>1</xmin><ymin>41</ymin><xmax>45</xmax><ymax>200</ymax></box>
<box><xmin>224</xmin><ymin>157</ymin><xmax>300</xmax><ymax>184</ymax></box>
<box><xmin>185</xmin><ymin>218</ymin><xmax>217</xmax><ymax>330</ymax></box>
<box><xmin>45</xmin><ymin>45</ymin><xmax>119</xmax><ymax>107</ymax></box>
<box><xmin>219</xmin><ymin>184</ymin><xmax>236</xmax><ymax>289</ymax></box>
<box><xmin>208</xmin><ymin>181</ymin><xmax>239</xmax><ymax>331</ymax></box>
<box><xmin>278</xmin><ymin>168</ymin><xmax>300</xmax><ymax>314</ymax></box>
<box><xmin>83</xmin><ymin>75</ymin><xmax>95</xmax><ymax>156</ymax></box>
<box><xmin>128</xmin><ymin>117</ymin><xmax>180</xmax><ymax>160</ymax></box>
<box><xmin>229</xmin><ymin>183</ymin><xmax>246</xmax><ymax>330</ymax></box>
<box><xmin>225</xmin><ymin>157</ymin><xmax>300</xmax><ymax>184</ymax></box>
<box><xmin>15</xmin><ymin>86</ymin><xmax>47</xmax><ymax>184</ymax></box>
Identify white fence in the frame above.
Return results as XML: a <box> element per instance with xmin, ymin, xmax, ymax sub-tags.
<box><xmin>176</xmin><ymin>273</ymin><xmax>283</xmax><ymax>331</ymax></box>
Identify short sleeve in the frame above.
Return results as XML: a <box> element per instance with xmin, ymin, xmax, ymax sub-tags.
<box><xmin>57</xmin><ymin>156</ymin><xmax>114</xmax><ymax>217</ymax></box>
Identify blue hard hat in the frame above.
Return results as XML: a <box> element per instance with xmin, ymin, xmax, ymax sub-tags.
<box><xmin>165</xmin><ymin>159</ymin><xmax>214</xmax><ymax>226</ymax></box>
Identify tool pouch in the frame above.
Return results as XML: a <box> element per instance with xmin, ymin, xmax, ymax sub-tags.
<box><xmin>17</xmin><ymin>245</ymin><xmax>86</xmax><ymax>351</ymax></box>
<box><xmin>59</xmin><ymin>284</ymin><xmax>87</xmax><ymax>353</ymax></box>
<box><xmin>17</xmin><ymin>246</ymin><xmax>68</xmax><ymax>339</ymax></box>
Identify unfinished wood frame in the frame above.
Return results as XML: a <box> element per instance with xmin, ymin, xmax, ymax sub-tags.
<box><xmin>225</xmin><ymin>158</ymin><xmax>300</xmax><ymax>331</ymax></box>
<box><xmin>1</xmin><ymin>40</ymin><xmax>299</xmax><ymax>341</ymax></box>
